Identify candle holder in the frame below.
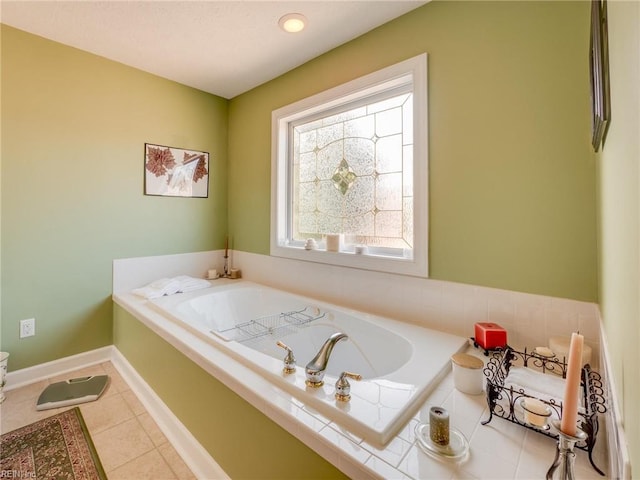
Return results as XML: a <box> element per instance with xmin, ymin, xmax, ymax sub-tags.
<box><xmin>546</xmin><ymin>419</ymin><xmax>588</xmax><ymax>480</ymax></box>
<box><xmin>482</xmin><ymin>346</ymin><xmax>606</xmax><ymax>476</ymax></box>
<box><xmin>223</xmin><ymin>253</ymin><xmax>230</xmax><ymax>278</ymax></box>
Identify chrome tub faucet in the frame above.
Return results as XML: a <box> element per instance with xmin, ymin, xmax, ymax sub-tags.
<box><xmin>305</xmin><ymin>332</ymin><xmax>348</xmax><ymax>387</ymax></box>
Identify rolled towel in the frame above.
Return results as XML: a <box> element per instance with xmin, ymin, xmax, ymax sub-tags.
<box><xmin>174</xmin><ymin>275</ymin><xmax>211</xmax><ymax>293</ymax></box>
<box><xmin>132</xmin><ymin>278</ymin><xmax>180</xmax><ymax>299</ymax></box>
<box><xmin>505</xmin><ymin>367</ymin><xmax>568</xmax><ymax>401</ymax></box>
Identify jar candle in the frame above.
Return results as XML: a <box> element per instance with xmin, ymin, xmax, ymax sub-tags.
<box><xmin>522</xmin><ymin>398</ymin><xmax>552</xmax><ymax>427</ymax></box>
<box><xmin>451</xmin><ymin>353</ymin><xmax>484</xmax><ymax>395</ymax></box>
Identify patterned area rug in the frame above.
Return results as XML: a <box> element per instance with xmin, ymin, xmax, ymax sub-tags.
<box><xmin>0</xmin><ymin>407</ymin><xmax>106</xmax><ymax>479</ymax></box>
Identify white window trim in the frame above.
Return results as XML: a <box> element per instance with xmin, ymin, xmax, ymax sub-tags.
<box><xmin>270</xmin><ymin>53</ymin><xmax>428</xmax><ymax>277</ymax></box>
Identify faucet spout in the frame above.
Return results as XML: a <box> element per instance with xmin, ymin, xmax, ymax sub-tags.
<box><xmin>305</xmin><ymin>332</ymin><xmax>348</xmax><ymax>387</ymax></box>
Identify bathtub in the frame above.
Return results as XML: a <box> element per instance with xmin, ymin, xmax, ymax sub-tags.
<box><xmin>149</xmin><ymin>280</ymin><xmax>467</xmax><ymax>446</ymax></box>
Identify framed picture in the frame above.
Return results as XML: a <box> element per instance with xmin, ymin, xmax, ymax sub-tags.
<box><xmin>144</xmin><ymin>143</ymin><xmax>209</xmax><ymax>198</ymax></box>
<box><xmin>589</xmin><ymin>0</ymin><xmax>610</xmax><ymax>152</ymax></box>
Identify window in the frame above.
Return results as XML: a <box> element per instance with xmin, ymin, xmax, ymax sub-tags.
<box><xmin>271</xmin><ymin>54</ymin><xmax>428</xmax><ymax>277</ymax></box>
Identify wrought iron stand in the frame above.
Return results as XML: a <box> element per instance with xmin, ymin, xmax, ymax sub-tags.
<box><xmin>482</xmin><ymin>347</ymin><xmax>607</xmax><ymax>476</ymax></box>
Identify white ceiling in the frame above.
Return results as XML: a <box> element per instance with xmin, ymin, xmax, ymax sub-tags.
<box><xmin>1</xmin><ymin>1</ymin><xmax>427</xmax><ymax>99</ymax></box>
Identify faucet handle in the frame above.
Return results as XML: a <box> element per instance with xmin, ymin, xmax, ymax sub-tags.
<box><xmin>276</xmin><ymin>341</ymin><xmax>296</xmax><ymax>374</ymax></box>
<box><xmin>335</xmin><ymin>371</ymin><xmax>362</xmax><ymax>402</ymax></box>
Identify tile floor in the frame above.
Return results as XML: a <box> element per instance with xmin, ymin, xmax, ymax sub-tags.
<box><xmin>0</xmin><ymin>361</ymin><xmax>196</xmax><ymax>480</ymax></box>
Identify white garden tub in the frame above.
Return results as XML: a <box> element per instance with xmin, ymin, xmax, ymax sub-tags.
<box><xmin>149</xmin><ymin>280</ymin><xmax>467</xmax><ymax>446</ymax></box>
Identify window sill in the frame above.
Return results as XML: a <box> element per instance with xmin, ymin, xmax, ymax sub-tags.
<box><xmin>270</xmin><ymin>244</ymin><xmax>427</xmax><ymax>278</ymax></box>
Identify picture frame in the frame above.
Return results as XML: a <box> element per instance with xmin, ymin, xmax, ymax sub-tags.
<box><xmin>589</xmin><ymin>0</ymin><xmax>610</xmax><ymax>152</ymax></box>
<box><xmin>144</xmin><ymin>143</ymin><xmax>209</xmax><ymax>198</ymax></box>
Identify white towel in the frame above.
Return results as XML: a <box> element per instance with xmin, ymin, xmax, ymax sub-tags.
<box><xmin>132</xmin><ymin>277</ymin><xmax>180</xmax><ymax>299</ymax></box>
<box><xmin>502</xmin><ymin>366</ymin><xmax>585</xmax><ymax>418</ymax></box>
<box><xmin>174</xmin><ymin>275</ymin><xmax>211</xmax><ymax>292</ymax></box>
<box><xmin>505</xmin><ymin>367</ymin><xmax>567</xmax><ymax>401</ymax></box>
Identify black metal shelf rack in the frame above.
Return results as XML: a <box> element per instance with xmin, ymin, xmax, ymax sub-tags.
<box><xmin>481</xmin><ymin>346</ymin><xmax>607</xmax><ymax>476</ymax></box>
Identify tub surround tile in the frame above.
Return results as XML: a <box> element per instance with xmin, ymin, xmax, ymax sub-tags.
<box><xmin>364</xmin><ymin>455</ymin><xmax>412</xmax><ymax>479</ymax></box>
<box><xmin>319</xmin><ymin>424</ymin><xmax>372</xmax><ymax>464</ymax></box>
<box><xmin>230</xmin><ymin>251</ymin><xmax>601</xmax><ymax>368</ymax></box>
<box><xmin>361</xmin><ymin>435</ymin><xmax>413</xmax><ymax>468</ymax></box>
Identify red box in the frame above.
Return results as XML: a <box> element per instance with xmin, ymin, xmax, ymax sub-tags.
<box><xmin>474</xmin><ymin>322</ymin><xmax>507</xmax><ymax>350</ymax></box>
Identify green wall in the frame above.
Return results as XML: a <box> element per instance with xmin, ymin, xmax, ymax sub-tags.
<box><xmin>113</xmin><ymin>304</ymin><xmax>347</xmax><ymax>479</ymax></box>
<box><xmin>598</xmin><ymin>1</ymin><xmax>640</xmax><ymax>472</ymax></box>
<box><xmin>228</xmin><ymin>0</ymin><xmax>597</xmax><ymax>302</ymax></box>
<box><xmin>1</xmin><ymin>25</ymin><xmax>228</xmax><ymax>370</ymax></box>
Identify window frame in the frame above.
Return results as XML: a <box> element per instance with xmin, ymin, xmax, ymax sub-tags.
<box><xmin>270</xmin><ymin>54</ymin><xmax>428</xmax><ymax>277</ymax></box>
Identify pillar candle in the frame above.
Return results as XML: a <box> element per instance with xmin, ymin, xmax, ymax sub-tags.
<box><xmin>326</xmin><ymin>234</ymin><xmax>340</xmax><ymax>252</ymax></box>
<box><xmin>429</xmin><ymin>406</ymin><xmax>450</xmax><ymax>446</ymax></box>
<box><xmin>560</xmin><ymin>332</ymin><xmax>583</xmax><ymax>436</ymax></box>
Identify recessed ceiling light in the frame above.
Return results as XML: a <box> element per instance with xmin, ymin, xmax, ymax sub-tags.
<box><xmin>279</xmin><ymin>13</ymin><xmax>307</xmax><ymax>33</ymax></box>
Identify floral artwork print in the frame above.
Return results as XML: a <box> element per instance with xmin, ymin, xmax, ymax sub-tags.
<box><xmin>144</xmin><ymin>143</ymin><xmax>209</xmax><ymax>197</ymax></box>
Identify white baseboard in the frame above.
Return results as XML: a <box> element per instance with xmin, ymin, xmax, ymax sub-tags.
<box><xmin>110</xmin><ymin>347</ymin><xmax>230</xmax><ymax>480</ymax></box>
<box><xmin>4</xmin><ymin>346</ymin><xmax>113</xmax><ymax>391</ymax></box>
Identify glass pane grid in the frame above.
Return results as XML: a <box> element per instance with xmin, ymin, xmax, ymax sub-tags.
<box><xmin>292</xmin><ymin>93</ymin><xmax>413</xmax><ymax>250</ymax></box>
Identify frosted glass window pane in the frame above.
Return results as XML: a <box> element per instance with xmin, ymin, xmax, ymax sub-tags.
<box><xmin>345</xmin><ymin>116</ymin><xmax>374</xmax><ymax>138</ymax></box>
<box><xmin>375</xmin><ymin>210</ymin><xmax>403</xmax><ymax>237</ymax></box>
<box><xmin>403</xmin><ymin>198</ymin><xmax>413</xmax><ymax>248</ymax></box>
<box><xmin>323</xmin><ymin>106</ymin><xmax>366</xmax><ymax>126</ymax></box>
<box><xmin>317</xmin><ymin>181</ymin><xmax>342</xmax><ymax>216</ymax></box>
<box><xmin>367</xmin><ymin>94</ymin><xmax>410</xmax><ymax>114</ymax></box>
<box><xmin>344</xmin><ymin>212</ymin><xmax>375</xmax><ymax>236</ymax></box>
<box><xmin>299</xmin><ymin>152</ymin><xmax>316</xmax><ymax>182</ymax></box>
<box><xmin>344</xmin><ymin>138</ymin><xmax>375</xmax><ymax>175</ymax></box>
<box><xmin>375</xmin><ymin>107</ymin><xmax>402</xmax><ymax>137</ymax></box>
<box><xmin>376</xmin><ymin>134</ymin><xmax>403</xmax><ymax>173</ymax></box>
<box><xmin>317</xmin><ymin>213</ymin><xmax>342</xmax><ymax>234</ymax></box>
<box><xmin>299</xmin><ymin>212</ymin><xmax>317</xmax><ymax>234</ymax></box>
<box><xmin>376</xmin><ymin>173</ymin><xmax>402</xmax><ymax>210</ymax></box>
<box><xmin>316</xmin><ymin>141</ymin><xmax>344</xmax><ymax>179</ymax></box>
<box><xmin>402</xmin><ymin>145</ymin><xmax>413</xmax><ymax>197</ymax></box>
<box><xmin>344</xmin><ymin>176</ymin><xmax>374</xmax><ymax>217</ymax></box>
<box><xmin>317</xmin><ymin>123</ymin><xmax>343</xmax><ymax>149</ymax></box>
<box><xmin>299</xmin><ymin>130</ymin><xmax>316</xmax><ymax>153</ymax></box>
<box><xmin>402</xmin><ymin>97</ymin><xmax>413</xmax><ymax>145</ymax></box>
<box><xmin>298</xmin><ymin>182</ymin><xmax>316</xmax><ymax>212</ymax></box>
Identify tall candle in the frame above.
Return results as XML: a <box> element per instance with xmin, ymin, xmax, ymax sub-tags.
<box><xmin>224</xmin><ymin>236</ymin><xmax>229</xmax><ymax>257</ymax></box>
<box><xmin>560</xmin><ymin>332</ymin><xmax>584</xmax><ymax>436</ymax></box>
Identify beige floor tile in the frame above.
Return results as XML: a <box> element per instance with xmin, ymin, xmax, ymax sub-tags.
<box><xmin>92</xmin><ymin>417</ymin><xmax>155</xmax><ymax>471</ymax></box>
<box><xmin>122</xmin><ymin>388</ymin><xmax>146</xmax><ymax>415</ymax></box>
<box><xmin>99</xmin><ymin>362</ymin><xmax>129</xmax><ymax>394</ymax></box>
<box><xmin>0</xmin><ymin>397</ymin><xmax>72</xmax><ymax>434</ymax></box>
<box><xmin>158</xmin><ymin>442</ymin><xmax>197</xmax><ymax>480</ymax></box>
<box><xmin>138</xmin><ymin>412</ymin><xmax>168</xmax><ymax>447</ymax></box>
<box><xmin>80</xmin><ymin>393</ymin><xmax>134</xmax><ymax>434</ymax></box>
<box><xmin>3</xmin><ymin>379</ymin><xmax>49</xmax><ymax>404</ymax></box>
<box><xmin>107</xmin><ymin>449</ymin><xmax>177</xmax><ymax>480</ymax></box>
